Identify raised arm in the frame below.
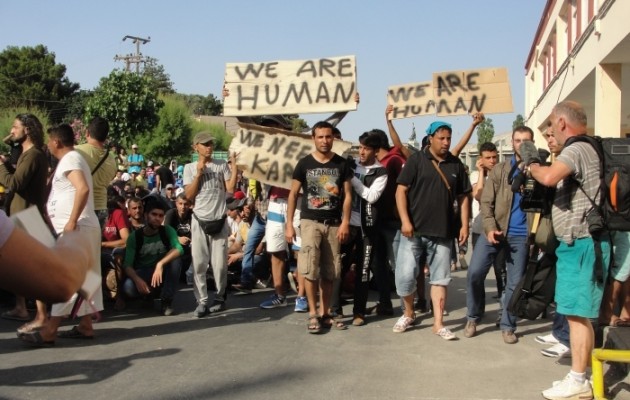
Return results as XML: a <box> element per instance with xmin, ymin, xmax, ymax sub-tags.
<box><xmin>451</xmin><ymin>113</ymin><xmax>484</xmax><ymax>157</ymax></box>
<box><xmin>385</xmin><ymin>105</ymin><xmax>411</xmax><ymax>159</ymax></box>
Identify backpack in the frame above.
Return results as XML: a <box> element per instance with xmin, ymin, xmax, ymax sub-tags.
<box><xmin>134</xmin><ymin>226</ymin><xmax>171</xmax><ymax>265</ymax></box>
<box><xmin>565</xmin><ymin>136</ymin><xmax>630</xmax><ymax>232</ymax></box>
<box><xmin>508</xmin><ymin>250</ymin><xmax>556</xmax><ymax>320</ymax></box>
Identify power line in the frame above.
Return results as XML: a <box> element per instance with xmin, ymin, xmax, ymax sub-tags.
<box><xmin>114</xmin><ymin>35</ymin><xmax>151</xmax><ymax>73</ymax></box>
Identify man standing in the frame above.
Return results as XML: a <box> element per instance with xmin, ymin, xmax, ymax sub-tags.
<box><xmin>464</xmin><ymin>127</ymin><xmax>533</xmax><ymax>343</ymax></box>
<box><xmin>184</xmin><ymin>132</ymin><xmax>236</xmax><ymax>318</ymax></box>
<box><xmin>75</xmin><ymin>117</ymin><xmax>117</xmax><ymax>227</ymax></box>
<box><xmin>19</xmin><ymin>124</ymin><xmax>102</xmax><ymax>345</ymax></box>
<box><xmin>127</xmin><ymin>144</ymin><xmax>144</xmax><ymax>174</ymax></box>
<box><xmin>529</xmin><ymin>101</ymin><xmax>609</xmax><ymax>400</ymax></box>
<box><xmin>154</xmin><ymin>161</ymin><xmax>175</xmax><ymax>195</ymax></box>
<box><xmin>285</xmin><ymin>121</ymin><xmax>353</xmax><ymax>333</ymax></box>
<box><xmin>394</xmin><ymin>121</ymin><xmax>470</xmax><ymax>339</ymax></box>
<box><xmin>0</xmin><ymin>114</ymin><xmax>49</xmax><ymax>326</ymax></box>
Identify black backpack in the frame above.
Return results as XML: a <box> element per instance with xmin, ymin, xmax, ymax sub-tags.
<box><xmin>508</xmin><ymin>250</ymin><xmax>556</xmax><ymax>320</ymax></box>
<box><xmin>565</xmin><ymin>136</ymin><xmax>630</xmax><ymax>232</ymax></box>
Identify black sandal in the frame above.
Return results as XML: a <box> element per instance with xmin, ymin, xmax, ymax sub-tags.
<box><xmin>307</xmin><ymin>315</ymin><xmax>323</xmax><ymax>334</ymax></box>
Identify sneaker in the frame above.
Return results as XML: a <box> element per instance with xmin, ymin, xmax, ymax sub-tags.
<box><xmin>194</xmin><ymin>304</ymin><xmax>208</xmax><ymax>318</ymax></box>
<box><xmin>352</xmin><ymin>314</ymin><xmax>366</xmax><ymax>326</ymax></box>
<box><xmin>393</xmin><ymin>315</ymin><xmax>414</xmax><ymax>333</ymax></box>
<box><xmin>435</xmin><ymin>327</ymin><xmax>457</xmax><ymax>341</ymax></box>
<box><xmin>294</xmin><ymin>296</ymin><xmax>308</xmax><ymax>313</ymax></box>
<box><xmin>231</xmin><ymin>283</ymin><xmax>253</xmax><ymax>294</ymax></box>
<box><xmin>535</xmin><ymin>333</ymin><xmax>560</xmax><ymax>345</ymax></box>
<box><xmin>464</xmin><ymin>321</ymin><xmax>477</xmax><ymax>338</ymax></box>
<box><xmin>287</xmin><ymin>272</ymin><xmax>298</xmax><ymax>293</ymax></box>
<box><xmin>542</xmin><ymin>374</ymin><xmax>592</xmax><ymax>400</ymax></box>
<box><xmin>208</xmin><ymin>300</ymin><xmax>226</xmax><ymax>313</ymax></box>
<box><xmin>260</xmin><ymin>294</ymin><xmax>287</xmax><ymax>309</ymax></box>
<box><xmin>255</xmin><ymin>279</ymin><xmax>268</xmax><ymax>290</ymax></box>
<box><xmin>459</xmin><ymin>255</ymin><xmax>468</xmax><ymax>270</ymax></box>
<box><xmin>161</xmin><ymin>298</ymin><xmax>174</xmax><ymax>316</ymax></box>
<box><xmin>502</xmin><ymin>330</ymin><xmax>518</xmax><ymax>344</ymax></box>
<box><xmin>541</xmin><ymin>343</ymin><xmax>571</xmax><ymax>358</ymax></box>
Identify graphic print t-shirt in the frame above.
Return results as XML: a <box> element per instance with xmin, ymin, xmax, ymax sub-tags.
<box><xmin>293</xmin><ymin>154</ymin><xmax>352</xmax><ymax>221</ymax></box>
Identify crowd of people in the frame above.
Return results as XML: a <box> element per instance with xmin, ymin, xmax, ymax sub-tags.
<box><xmin>0</xmin><ymin>99</ymin><xmax>628</xmax><ymax>400</ymax></box>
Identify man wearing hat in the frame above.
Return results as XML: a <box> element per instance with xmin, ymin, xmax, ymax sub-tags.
<box><xmin>127</xmin><ymin>144</ymin><xmax>144</xmax><ymax>174</ymax></box>
<box><xmin>393</xmin><ymin>120</ymin><xmax>471</xmax><ymax>340</ymax></box>
<box><xmin>184</xmin><ymin>132</ymin><xmax>237</xmax><ymax>317</ymax></box>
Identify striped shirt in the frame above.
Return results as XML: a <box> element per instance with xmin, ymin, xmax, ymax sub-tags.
<box><xmin>552</xmin><ymin>141</ymin><xmax>600</xmax><ymax>245</ymax></box>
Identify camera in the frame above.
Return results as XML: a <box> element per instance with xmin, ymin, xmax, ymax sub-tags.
<box><xmin>512</xmin><ymin>169</ymin><xmax>555</xmax><ymax>214</ymax></box>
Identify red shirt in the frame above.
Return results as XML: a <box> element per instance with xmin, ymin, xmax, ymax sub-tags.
<box><xmin>102</xmin><ymin>208</ymin><xmax>131</xmax><ymax>242</ymax></box>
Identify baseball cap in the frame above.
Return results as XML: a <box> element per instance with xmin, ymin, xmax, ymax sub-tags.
<box><xmin>132</xmin><ymin>144</ymin><xmax>139</xmax><ymax>149</ymax></box>
<box><xmin>226</xmin><ymin>197</ymin><xmax>246</xmax><ymax>210</ymax></box>
<box><xmin>193</xmin><ymin>132</ymin><xmax>215</xmax><ymax>145</ymax></box>
<box><xmin>425</xmin><ymin>121</ymin><xmax>452</xmax><ymax>136</ymax></box>
<box><xmin>147</xmin><ymin>160</ymin><xmax>154</xmax><ymax>167</ymax></box>
<box><xmin>165</xmin><ymin>184</ymin><xmax>174</xmax><ymax>190</ymax></box>
<box><xmin>233</xmin><ymin>190</ymin><xmax>246</xmax><ymax>200</ymax></box>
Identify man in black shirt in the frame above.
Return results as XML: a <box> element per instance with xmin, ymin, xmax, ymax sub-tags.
<box><xmin>394</xmin><ymin>121</ymin><xmax>471</xmax><ymax>339</ymax></box>
<box><xmin>286</xmin><ymin>121</ymin><xmax>352</xmax><ymax>333</ymax></box>
<box><xmin>154</xmin><ymin>161</ymin><xmax>175</xmax><ymax>195</ymax></box>
<box><xmin>164</xmin><ymin>193</ymin><xmax>192</xmax><ymax>283</ymax></box>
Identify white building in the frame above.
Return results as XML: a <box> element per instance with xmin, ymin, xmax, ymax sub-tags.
<box><xmin>524</xmin><ymin>0</ymin><xmax>630</xmax><ymax>142</ymax></box>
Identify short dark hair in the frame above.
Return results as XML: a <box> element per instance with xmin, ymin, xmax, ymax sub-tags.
<box><xmin>47</xmin><ymin>124</ymin><xmax>75</xmax><ymax>147</ymax></box>
<box><xmin>311</xmin><ymin>121</ymin><xmax>335</xmax><ymax>136</ymax></box>
<box><xmin>369</xmin><ymin>129</ymin><xmax>390</xmax><ymax>150</ymax></box>
<box><xmin>143</xmin><ymin>194</ymin><xmax>168</xmax><ymax>214</ymax></box>
<box><xmin>512</xmin><ymin>125</ymin><xmax>534</xmax><ymax>140</ymax></box>
<box><xmin>87</xmin><ymin>116</ymin><xmax>109</xmax><ymax>142</ymax></box>
<box><xmin>358</xmin><ymin>131</ymin><xmax>381</xmax><ymax>149</ymax></box>
<box><xmin>479</xmin><ymin>142</ymin><xmax>497</xmax><ymax>154</ymax></box>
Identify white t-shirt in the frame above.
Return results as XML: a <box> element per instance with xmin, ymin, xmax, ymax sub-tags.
<box><xmin>47</xmin><ymin>150</ymin><xmax>99</xmax><ymax>233</ymax></box>
<box><xmin>183</xmin><ymin>160</ymin><xmax>231</xmax><ymax>221</ymax></box>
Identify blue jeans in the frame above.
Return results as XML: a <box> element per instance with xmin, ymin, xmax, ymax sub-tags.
<box><xmin>395</xmin><ymin>235</ymin><xmax>452</xmax><ymax>297</ymax></box>
<box><xmin>552</xmin><ymin>311</ymin><xmax>570</xmax><ymax>347</ymax></box>
<box><xmin>241</xmin><ymin>214</ymin><xmax>266</xmax><ymax>286</ymax></box>
<box><xmin>123</xmin><ymin>260</ymin><xmax>181</xmax><ymax>300</ymax></box>
<box><xmin>466</xmin><ymin>234</ymin><xmax>528</xmax><ymax>331</ymax></box>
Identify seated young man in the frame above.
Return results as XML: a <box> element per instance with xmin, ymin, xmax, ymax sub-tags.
<box><xmin>122</xmin><ymin>197</ymin><xmax>184</xmax><ymax>315</ymax></box>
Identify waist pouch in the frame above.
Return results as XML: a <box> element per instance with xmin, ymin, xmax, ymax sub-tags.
<box><xmin>194</xmin><ymin>214</ymin><xmax>226</xmax><ymax>235</ymax></box>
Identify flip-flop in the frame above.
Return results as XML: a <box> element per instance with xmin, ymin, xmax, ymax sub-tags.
<box><xmin>1</xmin><ymin>310</ymin><xmax>30</xmax><ymax>322</ymax></box>
<box><xmin>17</xmin><ymin>322</ymin><xmax>44</xmax><ymax>335</ymax></box>
<box><xmin>18</xmin><ymin>331</ymin><xmax>55</xmax><ymax>347</ymax></box>
<box><xmin>321</xmin><ymin>314</ymin><xmax>348</xmax><ymax>331</ymax></box>
<box><xmin>307</xmin><ymin>316</ymin><xmax>323</xmax><ymax>334</ymax></box>
<box><xmin>57</xmin><ymin>326</ymin><xmax>94</xmax><ymax>339</ymax></box>
<box><xmin>612</xmin><ymin>319</ymin><xmax>630</xmax><ymax>327</ymax></box>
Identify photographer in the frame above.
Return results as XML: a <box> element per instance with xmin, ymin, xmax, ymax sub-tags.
<box><xmin>527</xmin><ymin>101</ymin><xmax>610</xmax><ymax>400</ymax></box>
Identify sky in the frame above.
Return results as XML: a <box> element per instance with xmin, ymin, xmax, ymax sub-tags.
<box><xmin>0</xmin><ymin>0</ymin><xmax>546</xmax><ymax>144</ymax></box>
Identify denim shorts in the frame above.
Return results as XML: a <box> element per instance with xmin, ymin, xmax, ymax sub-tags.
<box><xmin>555</xmin><ymin>237</ymin><xmax>609</xmax><ymax>319</ymax></box>
<box><xmin>395</xmin><ymin>234</ymin><xmax>452</xmax><ymax>297</ymax></box>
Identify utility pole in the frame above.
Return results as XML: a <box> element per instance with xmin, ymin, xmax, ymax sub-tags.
<box><xmin>113</xmin><ymin>35</ymin><xmax>151</xmax><ymax>73</ymax></box>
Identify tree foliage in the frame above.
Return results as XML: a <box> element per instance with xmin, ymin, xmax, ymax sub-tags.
<box><xmin>142</xmin><ymin>57</ymin><xmax>175</xmax><ymax>94</ymax></box>
<box><xmin>286</xmin><ymin>114</ymin><xmax>308</xmax><ymax>132</ymax></box>
<box><xmin>138</xmin><ymin>95</ymin><xmax>192</xmax><ymax>162</ymax></box>
<box><xmin>83</xmin><ymin>70</ymin><xmax>164</xmax><ymax>147</ymax></box>
<box><xmin>0</xmin><ymin>45</ymin><xmax>79</xmax><ymax>122</ymax></box>
<box><xmin>512</xmin><ymin>114</ymin><xmax>525</xmax><ymax>130</ymax></box>
<box><xmin>176</xmin><ymin>93</ymin><xmax>223</xmax><ymax>116</ymax></box>
<box><xmin>476</xmin><ymin>117</ymin><xmax>495</xmax><ymax>151</ymax></box>
<box><xmin>191</xmin><ymin>119</ymin><xmax>232</xmax><ymax>152</ymax></box>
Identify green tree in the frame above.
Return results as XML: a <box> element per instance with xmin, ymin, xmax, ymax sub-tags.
<box><xmin>286</xmin><ymin>114</ymin><xmax>308</xmax><ymax>132</ymax></box>
<box><xmin>177</xmin><ymin>93</ymin><xmax>223</xmax><ymax>116</ymax></box>
<box><xmin>0</xmin><ymin>45</ymin><xmax>79</xmax><ymax>122</ymax></box>
<box><xmin>84</xmin><ymin>70</ymin><xmax>164</xmax><ymax>146</ymax></box>
<box><xmin>139</xmin><ymin>95</ymin><xmax>192</xmax><ymax>162</ymax></box>
<box><xmin>142</xmin><ymin>57</ymin><xmax>175</xmax><ymax>94</ymax></box>
<box><xmin>191</xmin><ymin>120</ymin><xmax>232</xmax><ymax>151</ymax></box>
<box><xmin>476</xmin><ymin>117</ymin><xmax>495</xmax><ymax>151</ymax></box>
<box><xmin>512</xmin><ymin>114</ymin><xmax>525</xmax><ymax>130</ymax></box>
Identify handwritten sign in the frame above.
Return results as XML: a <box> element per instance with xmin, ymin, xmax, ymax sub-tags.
<box><xmin>224</xmin><ymin>55</ymin><xmax>357</xmax><ymax>116</ymax></box>
<box><xmin>229</xmin><ymin>123</ymin><xmax>353</xmax><ymax>189</ymax></box>
<box><xmin>387</xmin><ymin>81</ymin><xmax>434</xmax><ymax>120</ymax></box>
<box><xmin>432</xmin><ymin>67</ymin><xmax>513</xmax><ymax>116</ymax></box>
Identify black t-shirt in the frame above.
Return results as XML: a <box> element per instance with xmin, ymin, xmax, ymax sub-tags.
<box><xmin>164</xmin><ymin>208</ymin><xmax>191</xmax><ymax>254</ymax></box>
<box><xmin>397</xmin><ymin>148</ymin><xmax>471</xmax><ymax>238</ymax></box>
<box><xmin>155</xmin><ymin>166</ymin><xmax>175</xmax><ymax>188</ymax></box>
<box><xmin>293</xmin><ymin>154</ymin><xmax>353</xmax><ymax>221</ymax></box>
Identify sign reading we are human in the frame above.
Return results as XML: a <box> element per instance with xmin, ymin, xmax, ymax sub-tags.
<box><xmin>224</xmin><ymin>55</ymin><xmax>357</xmax><ymax>116</ymax></box>
<box><xmin>387</xmin><ymin>67</ymin><xmax>513</xmax><ymax>119</ymax></box>
<box><xmin>229</xmin><ymin>123</ymin><xmax>352</xmax><ymax>190</ymax></box>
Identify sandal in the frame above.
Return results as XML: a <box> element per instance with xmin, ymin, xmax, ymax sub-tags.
<box><xmin>322</xmin><ymin>314</ymin><xmax>347</xmax><ymax>330</ymax></box>
<box><xmin>18</xmin><ymin>331</ymin><xmax>55</xmax><ymax>347</ymax></box>
<box><xmin>435</xmin><ymin>327</ymin><xmax>457</xmax><ymax>341</ymax></box>
<box><xmin>17</xmin><ymin>322</ymin><xmax>44</xmax><ymax>335</ymax></box>
<box><xmin>58</xmin><ymin>326</ymin><xmax>94</xmax><ymax>339</ymax></box>
<box><xmin>307</xmin><ymin>315</ymin><xmax>323</xmax><ymax>334</ymax></box>
<box><xmin>1</xmin><ymin>310</ymin><xmax>30</xmax><ymax>321</ymax></box>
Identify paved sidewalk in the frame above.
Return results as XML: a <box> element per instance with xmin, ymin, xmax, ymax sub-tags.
<box><xmin>0</xmin><ymin>269</ymin><xmax>619</xmax><ymax>400</ymax></box>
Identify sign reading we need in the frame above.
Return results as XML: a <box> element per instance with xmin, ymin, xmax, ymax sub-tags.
<box><xmin>224</xmin><ymin>55</ymin><xmax>357</xmax><ymax>116</ymax></box>
<box><xmin>387</xmin><ymin>67</ymin><xmax>513</xmax><ymax>119</ymax></box>
<box><xmin>229</xmin><ymin>123</ymin><xmax>353</xmax><ymax>190</ymax></box>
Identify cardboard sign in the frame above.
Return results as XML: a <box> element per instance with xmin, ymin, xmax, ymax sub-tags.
<box><xmin>387</xmin><ymin>81</ymin><xmax>434</xmax><ymax>120</ymax></box>
<box><xmin>229</xmin><ymin>123</ymin><xmax>352</xmax><ymax>189</ymax></box>
<box><xmin>224</xmin><ymin>55</ymin><xmax>357</xmax><ymax>116</ymax></box>
<box><xmin>432</xmin><ymin>67</ymin><xmax>513</xmax><ymax>116</ymax></box>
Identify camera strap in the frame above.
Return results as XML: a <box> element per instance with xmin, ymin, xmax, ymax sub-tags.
<box><xmin>430</xmin><ymin>159</ymin><xmax>452</xmax><ymax>194</ymax></box>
